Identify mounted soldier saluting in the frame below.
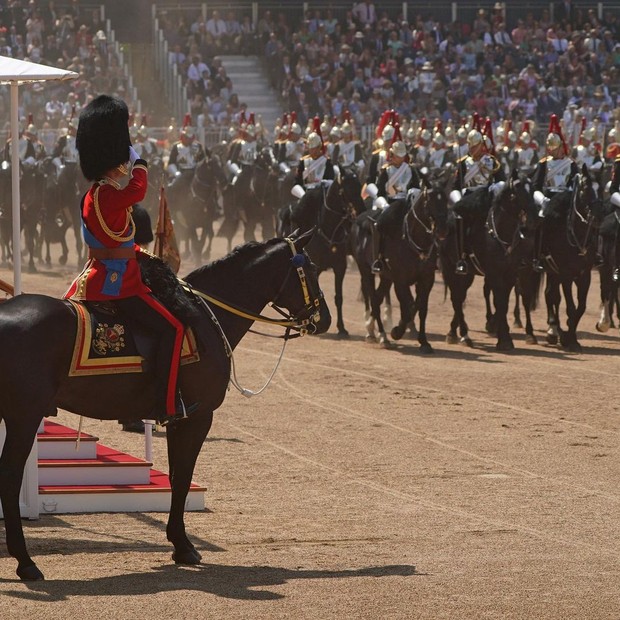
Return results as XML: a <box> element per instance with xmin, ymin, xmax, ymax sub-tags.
<box><xmin>64</xmin><ymin>94</ymin><xmax>196</xmax><ymax>424</ymax></box>
<box><xmin>531</xmin><ymin>114</ymin><xmax>579</xmax><ymax>272</ymax></box>
<box><xmin>449</xmin><ymin>115</ymin><xmax>505</xmax><ymax>275</ymax></box>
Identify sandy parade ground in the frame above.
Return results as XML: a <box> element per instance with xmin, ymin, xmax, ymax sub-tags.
<box><xmin>0</xmin><ymin>230</ymin><xmax>619</xmax><ymax>620</ymax></box>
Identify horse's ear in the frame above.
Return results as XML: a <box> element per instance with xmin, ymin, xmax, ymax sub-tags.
<box><xmin>511</xmin><ymin>168</ymin><xmax>519</xmax><ymax>181</ymax></box>
<box><xmin>292</xmin><ymin>227</ymin><xmax>316</xmax><ymax>251</ymax></box>
<box><xmin>581</xmin><ymin>163</ymin><xmax>589</xmax><ymax>177</ymax></box>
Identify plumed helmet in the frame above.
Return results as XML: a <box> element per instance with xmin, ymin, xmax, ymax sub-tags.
<box><xmin>382</xmin><ymin>124</ymin><xmax>395</xmax><ymax>143</ymax></box>
<box><xmin>76</xmin><ymin>94</ymin><xmax>130</xmax><ymax>182</ymax></box>
<box><xmin>444</xmin><ymin>126</ymin><xmax>455</xmax><ymax>141</ymax></box>
<box><xmin>341</xmin><ymin>121</ymin><xmax>353</xmax><ymax>136</ymax></box>
<box><xmin>467</xmin><ymin>129</ymin><xmax>484</xmax><ymax>148</ymax></box>
<box><xmin>138</xmin><ymin>114</ymin><xmax>149</xmax><ymax>138</ymax></box>
<box><xmin>390</xmin><ymin>141</ymin><xmax>408</xmax><ymax>158</ymax></box>
<box><xmin>456</xmin><ymin>126</ymin><xmax>468</xmax><ymax>140</ymax></box>
<box><xmin>307</xmin><ymin>116</ymin><xmax>324</xmax><ymax>150</ymax></box>
<box><xmin>181</xmin><ymin>113</ymin><xmax>195</xmax><ymax>138</ymax></box>
<box><xmin>546</xmin><ymin>132</ymin><xmax>562</xmax><ymax>151</ymax></box>
<box><xmin>506</xmin><ymin>130</ymin><xmax>517</xmax><ymax>144</ymax></box>
<box><xmin>25</xmin><ymin>123</ymin><xmax>37</xmax><ymax>138</ymax></box>
<box><xmin>432</xmin><ymin>133</ymin><xmax>445</xmax><ymax>147</ymax></box>
<box><xmin>406</xmin><ymin>126</ymin><xmax>416</xmax><ymax>141</ymax></box>
<box><xmin>581</xmin><ymin>126</ymin><xmax>595</xmax><ymax>142</ymax></box>
<box><xmin>520</xmin><ymin>131</ymin><xmax>532</xmax><ymax>145</ymax></box>
<box><xmin>289</xmin><ymin>122</ymin><xmax>302</xmax><ymax>136</ymax></box>
<box><xmin>320</xmin><ymin>116</ymin><xmax>331</xmax><ymax>135</ymax></box>
<box><xmin>419</xmin><ymin>128</ymin><xmax>431</xmax><ymax>144</ymax></box>
<box><xmin>129</xmin><ymin>123</ymin><xmax>139</xmax><ymax>140</ymax></box>
<box><xmin>329</xmin><ymin>126</ymin><xmax>341</xmax><ymax>141</ymax></box>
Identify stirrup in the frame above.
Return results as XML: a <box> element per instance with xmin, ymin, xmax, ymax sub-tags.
<box><xmin>455</xmin><ymin>260</ymin><xmax>468</xmax><ymax>275</ymax></box>
<box><xmin>593</xmin><ymin>254</ymin><xmax>605</xmax><ymax>268</ymax></box>
<box><xmin>613</xmin><ymin>268</ymin><xmax>619</xmax><ymax>283</ymax></box>
<box><xmin>371</xmin><ymin>259</ymin><xmax>384</xmax><ymax>274</ymax></box>
<box><xmin>532</xmin><ymin>259</ymin><xmax>544</xmax><ymax>273</ymax></box>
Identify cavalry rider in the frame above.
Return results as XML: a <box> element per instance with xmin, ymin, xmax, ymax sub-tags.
<box><xmin>331</xmin><ymin>116</ymin><xmax>364</xmax><ymax>177</ymax></box>
<box><xmin>452</xmin><ymin>125</ymin><xmax>469</xmax><ymax>161</ymax></box>
<box><xmin>325</xmin><ymin>124</ymin><xmax>341</xmax><ymax>161</ymax></box>
<box><xmin>366</xmin><ymin>123</ymin><xmax>421</xmax><ymax>274</ymax></box>
<box><xmin>167</xmin><ymin>114</ymin><xmax>207</xmax><ymax>179</ymax></box>
<box><xmin>428</xmin><ymin>128</ymin><xmax>452</xmax><ymax>170</ymax></box>
<box><xmin>3</xmin><ymin>115</ymin><xmax>37</xmax><ymax>164</ymax></box>
<box><xmin>449</xmin><ymin>116</ymin><xmax>505</xmax><ymax>275</ymax></box>
<box><xmin>226</xmin><ymin>113</ymin><xmax>258</xmax><ymax>187</ymax></box>
<box><xmin>364</xmin><ymin>110</ymin><xmax>396</xmax><ymax>199</ymax></box>
<box><xmin>134</xmin><ymin>116</ymin><xmax>160</xmax><ymax>163</ymax></box>
<box><xmin>273</xmin><ymin>113</ymin><xmax>289</xmax><ymax>165</ymax></box>
<box><xmin>284</xmin><ymin>112</ymin><xmax>306</xmax><ymax>171</ymax></box>
<box><xmin>497</xmin><ymin>121</ymin><xmax>518</xmax><ymax>176</ymax></box>
<box><xmin>290</xmin><ymin>116</ymin><xmax>335</xmax><ymax>199</ymax></box>
<box><xmin>531</xmin><ymin>114</ymin><xmax>579</xmax><ymax>272</ymax></box>
<box><xmin>516</xmin><ymin>121</ymin><xmax>538</xmax><ymax>176</ymax></box>
<box><xmin>411</xmin><ymin>120</ymin><xmax>431</xmax><ymax>168</ymax></box>
<box><xmin>64</xmin><ymin>94</ymin><xmax>195</xmax><ymax>424</ymax></box>
<box><xmin>52</xmin><ymin>117</ymin><xmax>79</xmax><ymax>178</ymax></box>
<box><xmin>573</xmin><ymin>120</ymin><xmax>603</xmax><ymax>195</ymax></box>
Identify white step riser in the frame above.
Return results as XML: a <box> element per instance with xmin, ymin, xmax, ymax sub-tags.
<box><xmin>38</xmin><ymin>441</ymin><xmax>98</xmax><ymax>460</ymax></box>
<box><xmin>39</xmin><ymin>465</ymin><xmax>152</xmax><ymax>487</ymax></box>
<box><xmin>39</xmin><ymin>490</ymin><xmax>205</xmax><ymax>514</ymax></box>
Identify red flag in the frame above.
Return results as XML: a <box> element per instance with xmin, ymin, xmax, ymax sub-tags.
<box><xmin>153</xmin><ymin>185</ymin><xmax>181</xmax><ymax>274</ymax></box>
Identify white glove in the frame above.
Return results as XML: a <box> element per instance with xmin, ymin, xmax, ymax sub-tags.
<box><xmin>533</xmin><ymin>190</ymin><xmax>547</xmax><ymax>207</ymax></box>
<box><xmin>407</xmin><ymin>187</ymin><xmax>421</xmax><ymax>200</ymax></box>
<box><xmin>365</xmin><ymin>183</ymin><xmax>378</xmax><ymax>199</ymax></box>
<box><xmin>129</xmin><ymin>145</ymin><xmax>140</xmax><ymax>164</ymax></box>
<box><xmin>449</xmin><ymin>189</ymin><xmax>462</xmax><ymax>205</ymax></box>
<box><xmin>279</xmin><ymin>162</ymin><xmax>291</xmax><ymax>175</ymax></box>
<box><xmin>489</xmin><ymin>181</ymin><xmax>505</xmax><ymax>196</ymax></box>
<box><xmin>356</xmin><ymin>160</ymin><xmax>365</xmax><ymax>173</ymax></box>
<box><xmin>332</xmin><ymin>164</ymin><xmax>341</xmax><ymax>179</ymax></box>
<box><xmin>227</xmin><ymin>161</ymin><xmax>241</xmax><ymax>176</ymax></box>
<box><xmin>373</xmin><ymin>196</ymin><xmax>388</xmax><ymax>210</ymax></box>
<box><xmin>52</xmin><ymin>156</ymin><xmax>62</xmax><ymax>168</ymax></box>
<box><xmin>611</xmin><ymin>192</ymin><xmax>620</xmax><ymax>208</ymax></box>
<box><xmin>23</xmin><ymin>156</ymin><xmax>36</xmax><ymax>165</ymax></box>
<box><xmin>167</xmin><ymin>163</ymin><xmax>178</xmax><ymax>176</ymax></box>
<box><xmin>291</xmin><ymin>184</ymin><xmax>306</xmax><ymax>199</ymax></box>
<box><xmin>590</xmin><ymin>161</ymin><xmax>603</xmax><ymax>170</ymax></box>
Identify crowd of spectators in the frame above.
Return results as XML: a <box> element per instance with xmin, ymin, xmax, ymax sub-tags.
<box><xmin>0</xmin><ymin>0</ymin><xmax>136</xmax><ymax>153</ymax></box>
<box><xmin>160</xmin><ymin>1</ymin><xmax>620</xmax><ymax>145</ymax></box>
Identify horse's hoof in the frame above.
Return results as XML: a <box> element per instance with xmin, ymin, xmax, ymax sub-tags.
<box><xmin>460</xmin><ymin>336</ymin><xmax>474</xmax><ymax>348</ymax></box>
<box><xmin>525</xmin><ymin>334</ymin><xmax>538</xmax><ymax>345</ymax></box>
<box><xmin>390</xmin><ymin>326</ymin><xmax>405</xmax><ymax>340</ymax></box>
<box><xmin>546</xmin><ymin>333</ymin><xmax>558</xmax><ymax>345</ymax></box>
<box><xmin>563</xmin><ymin>343</ymin><xmax>582</xmax><ymax>354</ymax></box>
<box><xmin>365</xmin><ymin>334</ymin><xmax>377</xmax><ymax>344</ymax></box>
<box><xmin>17</xmin><ymin>563</ymin><xmax>45</xmax><ymax>581</ymax></box>
<box><xmin>27</xmin><ymin>264</ymin><xmax>37</xmax><ymax>274</ymax></box>
<box><xmin>513</xmin><ymin>319</ymin><xmax>524</xmax><ymax>329</ymax></box>
<box><xmin>379</xmin><ymin>336</ymin><xmax>393</xmax><ymax>349</ymax></box>
<box><xmin>419</xmin><ymin>343</ymin><xmax>434</xmax><ymax>354</ymax></box>
<box><xmin>595</xmin><ymin>321</ymin><xmax>610</xmax><ymax>333</ymax></box>
<box><xmin>172</xmin><ymin>549</ymin><xmax>202</xmax><ymax>565</ymax></box>
<box><xmin>45</xmin><ymin>258</ymin><xmax>51</xmax><ymax>266</ymax></box>
<box><xmin>496</xmin><ymin>340</ymin><xmax>515</xmax><ymax>352</ymax></box>
<box><xmin>485</xmin><ymin>321</ymin><xmax>497</xmax><ymax>336</ymax></box>
<box><xmin>336</xmin><ymin>329</ymin><xmax>350</xmax><ymax>339</ymax></box>
<box><xmin>59</xmin><ymin>254</ymin><xmax>67</xmax><ymax>266</ymax></box>
<box><xmin>446</xmin><ymin>333</ymin><xmax>459</xmax><ymax>345</ymax></box>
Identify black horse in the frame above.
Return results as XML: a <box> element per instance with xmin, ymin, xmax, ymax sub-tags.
<box><xmin>595</xmin><ymin>200</ymin><xmax>620</xmax><ymax>335</ymax></box>
<box><xmin>249</xmin><ymin>146</ymin><xmax>282</xmax><ymax>241</ymax></box>
<box><xmin>440</xmin><ymin>172</ymin><xmax>538</xmax><ymax>349</ymax></box>
<box><xmin>540</xmin><ymin>167</ymin><xmax>605</xmax><ymax>351</ymax></box>
<box><xmin>352</xmin><ymin>176</ymin><xmax>448</xmax><ymax>351</ymax></box>
<box><xmin>167</xmin><ymin>156</ymin><xmax>227</xmax><ymax>265</ymax></box>
<box><xmin>0</xmin><ymin>230</ymin><xmax>331</xmax><ymax>581</ymax></box>
<box><xmin>278</xmin><ymin>169</ymin><xmax>365</xmax><ymax>336</ymax></box>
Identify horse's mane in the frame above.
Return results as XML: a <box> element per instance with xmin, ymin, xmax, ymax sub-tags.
<box><xmin>376</xmin><ymin>198</ymin><xmax>408</xmax><ymax>236</ymax></box>
<box><xmin>544</xmin><ymin>191</ymin><xmax>571</xmax><ymax>221</ymax></box>
<box><xmin>184</xmin><ymin>238</ymin><xmax>282</xmax><ymax>284</ymax></box>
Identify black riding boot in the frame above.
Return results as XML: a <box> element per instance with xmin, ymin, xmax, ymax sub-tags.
<box><xmin>455</xmin><ymin>215</ymin><xmax>468</xmax><ymax>275</ymax></box>
<box><xmin>532</xmin><ymin>227</ymin><xmax>544</xmax><ymax>273</ymax></box>
<box><xmin>371</xmin><ymin>223</ymin><xmax>384</xmax><ymax>274</ymax></box>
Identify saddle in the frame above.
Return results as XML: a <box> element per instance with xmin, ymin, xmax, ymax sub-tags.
<box><xmin>67</xmin><ymin>299</ymin><xmax>200</xmax><ymax>377</ymax></box>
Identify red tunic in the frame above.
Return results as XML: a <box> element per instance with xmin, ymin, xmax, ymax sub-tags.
<box><xmin>64</xmin><ymin>162</ymin><xmax>151</xmax><ymax>300</ymax></box>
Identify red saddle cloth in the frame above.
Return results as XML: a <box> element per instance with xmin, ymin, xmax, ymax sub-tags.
<box><xmin>67</xmin><ymin>299</ymin><xmax>200</xmax><ymax>377</ymax></box>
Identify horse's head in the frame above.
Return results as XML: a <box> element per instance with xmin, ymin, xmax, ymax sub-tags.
<box><xmin>256</xmin><ymin>146</ymin><xmax>279</xmax><ymax>176</ymax></box>
<box><xmin>274</xmin><ymin>228</ymin><xmax>331</xmax><ymax>335</ymax></box>
<box><xmin>574</xmin><ymin>164</ymin><xmax>605</xmax><ymax>225</ymax></box>
<box><xmin>335</xmin><ymin>167</ymin><xmax>365</xmax><ymax>216</ymax></box>
<box><xmin>417</xmin><ymin>175</ymin><xmax>449</xmax><ymax>241</ymax></box>
<box><xmin>496</xmin><ymin>169</ymin><xmax>537</xmax><ymax>231</ymax></box>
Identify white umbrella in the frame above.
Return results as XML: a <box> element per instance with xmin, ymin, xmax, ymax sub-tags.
<box><xmin>0</xmin><ymin>56</ymin><xmax>77</xmax><ymax>294</ymax></box>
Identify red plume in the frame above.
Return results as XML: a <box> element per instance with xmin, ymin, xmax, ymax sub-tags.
<box><xmin>506</xmin><ymin>120</ymin><xmax>512</xmax><ymax>131</ymax></box>
<box><xmin>391</xmin><ymin>122</ymin><xmax>403</xmax><ymax>147</ymax></box>
<box><xmin>312</xmin><ymin>116</ymin><xmax>324</xmax><ymax>153</ymax></box>
<box><xmin>420</xmin><ymin>117</ymin><xmax>427</xmax><ymax>130</ymax></box>
<box><xmin>141</xmin><ymin>114</ymin><xmax>147</xmax><ymax>126</ymax></box>
<box><xmin>27</xmin><ymin>113</ymin><xmax>33</xmax><ymax>125</ymax></box>
<box><xmin>483</xmin><ymin>118</ymin><xmax>495</xmax><ymax>154</ymax></box>
<box><xmin>548</xmin><ymin>114</ymin><xmax>569</xmax><ymax>155</ymax></box>
<box><xmin>282</xmin><ymin>112</ymin><xmax>289</xmax><ymax>126</ymax></box>
<box><xmin>343</xmin><ymin>110</ymin><xmax>351</xmax><ymax>123</ymax></box>
<box><xmin>183</xmin><ymin>113</ymin><xmax>192</xmax><ymax>128</ymax></box>
<box><xmin>435</xmin><ymin>120</ymin><xmax>443</xmax><ymax>134</ymax></box>
<box><xmin>239</xmin><ymin>111</ymin><xmax>246</xmax><ymax>126</ymax></box>
<box><xmin>376</xmin><ymin>110</ymin><xmax>390</xmax><ymax>139</ymax></box>
<box><xmin>290</xmin><ymin>111</ymin><xmax>297</xmax><ymax>123</ymax></box>
<box><xmin>249</xmin><ymin>112</ymin><xmax>255</xmax><ymax>125</ymax></box>
<box><xmin>472</xmin><ymin>113</ymin><xmax>482</xmax><ymax>132</ymax></box>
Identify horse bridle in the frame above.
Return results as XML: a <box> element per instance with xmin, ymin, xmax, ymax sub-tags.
<box><xmin>184</xmin><ymin>237</ymin><xmax>323</xmax><ymax>336</ymax></box>
<box><xmin>403</xmin><ymin>186</ymin><xmax>436</xmax><ymax>260</ymax></box>
<box><xmin>486</xmin><ymin>178</ymin><xmax>527</xmax><ymax>256</ymax></box>
<box><xmin>567</xmin><ymin>173</ymin><xmax>596</xmax><ymax>256</ymax></box>
<box><xmin>315</xmin><ymin>176</ymin><xmax>358</xmax><ymax>248</ymax></box>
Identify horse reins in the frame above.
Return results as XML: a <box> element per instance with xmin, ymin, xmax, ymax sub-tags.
<box><xmin>566</xmin><ymin>173</ymin><xmax>595</xmax><ymax>257</ymax></box>
<box><xmin>180</xmin><ymin>238</ymin><xmax>323</xmax><ymax>397</ymax></box>
<box><xmin>486</xmin><ymin>182</ymin><xmax>525</xmax><ymax>256</ymax></box>
<box><xmin>402</xmin><ymin>187</ymin><xmax>436</xmax><ymax>260</ymax></box>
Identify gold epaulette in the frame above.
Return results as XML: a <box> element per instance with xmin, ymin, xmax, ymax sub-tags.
<box><xmin>372</xmin><ymin>148</ymin><xmax>382</xmax><ymax>155</ymax></box>
<box><xmin>615</xmin><ymin>155</ymin><xmax>620</xmax><ymax>163</ymax></box>
<box><xmin>380</xmin><ymin>162</ymin><xmax>390</xmax><ymax>169</ymax></box>
<box><xmin>539</xmin><ymin>156</ymin><xmax>552</xmax><ymax>163</ymax></box>
<box><xmin>301</xmin><ymin>154</ymin><xmax>311</xmax><ymax>160</ymax></box>
<box><xmin>457</xmin><ymin>155</ymin><xmax>467</xmax><ymax>163</ymax></box>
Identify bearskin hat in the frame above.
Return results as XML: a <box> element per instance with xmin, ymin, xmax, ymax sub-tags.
<box><xmin>76</xmin><ymin>95</ymin><xmax>130</xmax><ymax>181</ymax></box>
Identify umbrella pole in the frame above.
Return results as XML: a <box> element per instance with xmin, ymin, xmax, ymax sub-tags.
<box><xmin>10</xmin><ymin>82</ymin><xmax>21</xmax><ymax>295</ymax></box>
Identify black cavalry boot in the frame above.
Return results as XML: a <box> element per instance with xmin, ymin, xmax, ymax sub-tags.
<box><xmin>454</xmin><ymin>215</ymin><xmax>468</xmax><ymax>275</ymax></box>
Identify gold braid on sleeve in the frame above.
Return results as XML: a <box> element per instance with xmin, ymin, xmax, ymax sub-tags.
<box><xmin>93</xmin><ymin>185</ymin><xmax>135</xmax><ymax>243</ymax></box>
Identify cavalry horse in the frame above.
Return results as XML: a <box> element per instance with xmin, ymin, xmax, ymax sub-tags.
<box><xmin>440</xmin><ymin>171</ymin><xmax>538</xmax><ymax>350</ymax></box>
<box><xmin>595</xmin><ymin>198</ymin><xmax>620</xmax><ymax>335</ymax></box>
<box><xmin>166</xmin><ymin>155</ymin><xmax>227</xmax><ymax>265</ymax></box>
<box><xmin>0</xmin><ymin>229</ymin><xmax>331</xmax><ymax>581</ymax></box>
<box><xmin>540</xmin><ymin>167</ymin><xmax>605</xmax><ymax>351</ymax></box>
<box><xmin>351</xmin><ymin>175</ymin><xmax>448</xmax><ymax>350</ymax></box>
<box><xmin>278</xmin><ymin>168</ymin><xmax>365</xmax><ymax>337</ymax></box>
